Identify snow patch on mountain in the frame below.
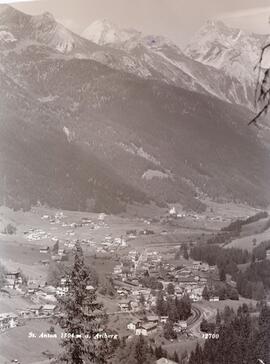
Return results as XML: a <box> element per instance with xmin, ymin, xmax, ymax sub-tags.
<box><xmin>185</xmin><ymin>20</ymin><xmax>268</xmax><ymax>84</ymax></box>
<box><xmin>119</xmin><ymin>142</ymin><xmax>161</xmax><ymax>166</ymax></box>
<box><xmin>0</xmin><ymin>30</ymin><xmax>16</xmax><ymax>43</ymax></box>
<box><xmin>63</xmin><ymin>126</ymin><xmax>74</xmax><ymax>143</ymax></box>
<box><xmin>142</xmin><ymin>169</ymin><xmax>172</xmax><ymax>180</ymax></box>
<box><xmin>38</xmin><ymin>95</ymin><xmax>58</xmax><ymax>103</ymax></box>
<box><xmin>82</xmin><ymin>19</ymin><xmax>139</xmax><ymax>46</ymax></box>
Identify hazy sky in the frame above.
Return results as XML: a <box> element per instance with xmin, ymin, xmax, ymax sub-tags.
<box><xmin>5</xmin><ymin>0</ymin><xmax>270</xmax><ymax>46</ymax></box>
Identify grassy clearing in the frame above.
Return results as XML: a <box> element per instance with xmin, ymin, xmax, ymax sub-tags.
<box><xmin>201</xmin><ymin>297</ymin><xmax>257</xmax><ymax>313</ymax></box>
<box><xmin>0</xmin><ymin>319</ymin><xmax>61</xmax><ymax>363</ymax></box>
<box><xmin>225</xmin><ymin>229</ymin><xmax>270</xmax><ymax>251</ymax></box>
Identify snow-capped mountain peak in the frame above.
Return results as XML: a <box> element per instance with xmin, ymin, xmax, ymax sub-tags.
<box><xmin>185</xmin><ymin>20</ymin><xmax>269</xmax><ymax>81</ymax></box>
<box><xmin>82</xmin><ymin>19</ymin><xmax>176</xmax><ymax>51</ymax></box>
<box><xmin>82</xmin><ymin>19</ymin><xmax>140</xmax><ymax>46</ymax></box>
<box><xmin>0</xmin><ymin>30</ymin><xmax>17</xmax><ymax>43</ymax></box>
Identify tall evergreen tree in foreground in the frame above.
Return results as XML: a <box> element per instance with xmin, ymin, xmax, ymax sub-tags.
<box><xmin>58</xmin><ymin>242</ymin><xmax>107</xmax><ymax>364</ymax></box>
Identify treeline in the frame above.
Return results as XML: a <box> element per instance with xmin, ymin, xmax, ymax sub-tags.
<box><xmin>202</xmin><ymin>285</ymin><xmax>239</xmax><ymax>301</ymax></box>
<box><xmin>155</xmin><ymin>292</ymin><xmax>192</xmax><ymax>322</ymax></box>
<box><xmin>253</xmin><ymin>240</ymin><xmax>270</xmax><ymax>261</ymax></box>
<box><xmin>189</xmin><ymin>303</ymin><xmax>270</xmax><ymax>364</ymax></box>
<box><xmin>190</xmin><ymin>244</ymin><xmax>270</xmax><ymax>300</ymax></box>
<box><xmin>0</xmin><ymin>263</ymin><xmax>7</xmax><ymax>289</ymax></box>
<box><xmin>236</xmin><ymin>260</ymin><xmax>270</xmax><ymax>300</ymax></box>
<box><xmin>206</xmin><ymin>211</ymin><xmax>269</xmax><ymax>246</ymax></box>
<box><xmin>111</xmin><ymin>335</ymin><xmax>183</xmax><ymax>364</ymax></box>
<box><xmin>140</xmin><ymin>275</ymin><xmax>163</xmax><ymax>291</ymax></box>
<box><xmin>221</xmin><ymin>211</ymin><xmax>268</xmax><ymax>233</ymax></box>
<box><xmin>206</xmin><ymin>231</ymin><xmax>234</xmax><ymax>245</ymax></box>
<box><xmin>190</xmin><ymin>245</ymin><xmax>250</xmax><ymax>270</ymax></box>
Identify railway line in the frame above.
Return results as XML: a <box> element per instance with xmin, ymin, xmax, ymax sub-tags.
<box><xmin>188</xmin><ymin>305</ymin><xmax>202</xmax><ymax>327</ymax></box>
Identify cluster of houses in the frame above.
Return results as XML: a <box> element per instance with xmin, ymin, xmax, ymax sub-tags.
<box><xmin>126</xmin><ymin>315</ymin><xmax>188</xmax><ymax>337</ymax></box>
<box><xmin>96</xmin><ymin>235</ymin><xmax>127</xmax><ymax>254</ymax></box>
<box><xmin>0</xmin><ymin>270</ymin><xmax>69</xmax><ymax>333</ymax></box>
<box><xmin>3</xmin><ymin>272</ymin><xmax>61</xmax><ymax>303</ymax></box>
<box><xmin>25</xmin><ymin>228</ymin><xmax>51</xmax><ymax>241</ymax></box>
<box><xmin>127</xmin><ymin>316</ymin><xmax>160</xmax><ymax>336</ymax></box>
<box><xmin>18</xmin><ymin>304</ymin><xmax>57</xmax><ymax>320</ymax></box>
<box><xmin>25</xmin><ymin>276</ymin><xmax>69</xmax><ymax>301</ymax></box>
<box><xmin>38</xmin><ymin>211</ymin><xmax>127</xmax><ymax>255</ymax></box>
<box><xmin>41</xmin><ymin>211</ymin><xmax>108</xmax><ymax>229</ymax></box>
<box><xmin>5</xmin><ymin>272</ymin><xmax>23</xmax><ymax>290</ymax></box>
<box><xmin>0</xmin><ymin>312</ymin><xmax>19</xmax><ymax>332</ymax></box>
<box><xmin>113</xmin><ymin>250</ymin><xmax>162</xmax><ymax>278</ymax></box>
<box><xmin>0</xmin><ymin>304</ymin><xmax>58</xmax><ymax>333</ymax></box>
<box><xmin>113</xmin><ymin>249</ymin><xmax>214</xmax><ymax>311</ymax></box>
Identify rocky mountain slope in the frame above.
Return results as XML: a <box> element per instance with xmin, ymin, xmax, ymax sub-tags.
<box><xmin>185</xmin><ymin>20</ymin><xmax>270</xmax><ymax>110</ymax></box>
<box><xmin>0</xmin><ymin>5</ymin><xmax>270</xmax><ymax>213</ymax></box>
<box><xmin>82</xmin><ymin>18</ymin><xmax>267</xmax><ymax>109</ymax></box>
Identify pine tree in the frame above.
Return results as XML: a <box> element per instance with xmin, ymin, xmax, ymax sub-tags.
<box><xmin>139</xmin><ymin>292</ymin><xmax>145</xmax><ymax>306</ymax></box>
<box><xmin>202</xmin><ymin>286</ymin><xmax>210</xmax><ymax>300</ymax></box>
<box><xmin>202</xmin><ymin>339</ymin><xmax>217</xmax><ymax>364</ymax></box>
<box><xmin>182</xmin><ymin>244</ymin><xmax>189</xmax><ymax>260</ymax></box>
<box><xmin>155</xmin><ymin>345</ymin><xmax>163</xmax><ymax>359</ymax></box>
<box><xmin>173</xmin><ymin>350</ymin><xmax>179</xmax><ymax>363</ymax></box>
<box><xmin>52</xmin><ymin>240</ymin><xmax>59</xmax><ymax>254</ymax></box>
<box><xmin>219</xmin><ymin>267</ymin><xmax>226</xmax><ymax>282</ymax></box>
<box><xmin>167</xmin><ymin>282</ymin><xmax>175</xmax><ymax>295</ymax></box>
<box><xmin>156</xmin><ymin>290</ymin><xmax>166</xmax><ymax>316</ymax></box>
<box><xmin>164</xmin><ymin>319</ymin><xmax>176</xmax><ymax>340</ymax></box>
<box><xmin>216</xmin><ymin>309</ymin><xmax>221</xmax><ymax>326</ymax></box>
<box><xmin>134</xmin><ymin>335</ymin><xmax>154</xmax><ymax>364</ymax></box>
<box><xmin>57</xmin><ymin>242</ymin><xmax>107</xmax><ymax>364</ymax></box>
<box><xmin>177</xmin><ymin>294</ymin><xmax>191</xmax><ymax>320</ymax></box>
<box><xmin>192</xmin><ymin>344</ymin><xmax>204</xmax><ymax>364</ymax></box>
<box><xmin>255</xmin><ymin>304</ymin><xmax>270</xmax><ymax>364</ymax></box>
<box><xmin>167</xmin><ymin>296</ymin><xmax>178</xmax><ymax>323</ymax></box>
<box><xmin>180</xmin><ymin>350</ymin><xmax>188</xmax><ymax>364</ymax></box>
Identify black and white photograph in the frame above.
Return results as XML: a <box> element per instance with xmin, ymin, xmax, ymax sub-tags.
<box><xmin>0</xmin><ymin>0</ymin><xmax>270</xmax><ymax>363</ymax></box>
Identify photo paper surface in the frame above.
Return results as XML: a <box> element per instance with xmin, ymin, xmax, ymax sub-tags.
<box><xmin>0</xmin><ymin>1</ymin><xmax>270</xmax><ymax>363</ymax></box>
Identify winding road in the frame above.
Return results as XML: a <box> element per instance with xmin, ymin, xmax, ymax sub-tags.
<box><xmin>188</xmin><ymin>306</ymin><xmax>202</xmax><ymax>327</ymax></box>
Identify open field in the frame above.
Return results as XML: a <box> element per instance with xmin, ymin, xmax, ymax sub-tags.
<box><xmin>0</xmin><ymin>293</ymin><xmax>35</xmax><ymax>313</ymax></box>
<box><xmin>199</xmin><ymin>297</ymin><xmax>257</xmax><ymax>313</ymax></box>
<box><xmin>0</xmin><ymin>205</ymin><xmax>220</xmax><ymax>279</ymax></box>
<box><xmin>201</xmin><ymin>200</ymin><xmax>261</xmax><ymax>220</ymax></box>
<box><xmin>225</xmin><ymin>229</ymin><xmax>270</xmax><ymax>251</ymax></box>
<box><xmin>163</xmin><ymin>338</ymin><xmax>202</xmax><ymax>359</ymax></box>
<box><xmin>240</xmin><ymin>217</ymin><xmax>270</xmax><ymax>237</ymax></box>
<box><xmin>0</xmin><ymin>319</ymin><xmax>61</xmax><ymax>364</ymax></box>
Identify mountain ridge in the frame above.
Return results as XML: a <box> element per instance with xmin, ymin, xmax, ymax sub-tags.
<box><xmin>0</xmin><ymin>6</ymin><xmax>270</xmax><ymax>213</ymax></box>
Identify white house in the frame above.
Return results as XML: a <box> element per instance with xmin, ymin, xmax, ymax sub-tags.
<box><xmin>0</xmin><ymin>313</ymin><xmax>18</xmax><ymax>331</ymax></box>
<box><xmin>118</xmin><ymin>300</ymin><xmax>131</xmax><ymax>312</ymax></box>
<box><xmin>135</xmin><ymin>322</ymin><xmax>157</xmax><ymax>336</ymax></box>
<box><xmin>41</xmin><ymin>304</ymin><xmax>57</xmax><ymax>316</ymax></box>
<box><xmin>127</xmin><ymin>319</ymin><xmax>142</xmax><ymax>331</ymax></box>
<box><xmin>146</xmin><ymin>315</ymin><xmax>159</xmax><ymax>324</ymax></box>
<box><xmin>40</xmin><ymin>247</ymin><xmax>50</xmax><ymax>254</ymax></box>
<box><xmin>173</xmin><ymin>321</ymin><xmax>187</xmax><ymax>333</ymax></box>
<box><xmin>160</xmin><ymin>316</ymin><xmax>169</xmax><ymax>323</ymax></box>
<box><xmin>169</xmin><ymin>207</ymin><xmax>177</xmax><ymax>216</ymax></box>
<box><xmin>209</xmin><ymin>296</ymin><xmax>220</xmax><ymax>302</ymax></box>
<box><xmin>156</xmin><ymin>358</ymin><xmax>178</xmax><ymax>364</ymax></box>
